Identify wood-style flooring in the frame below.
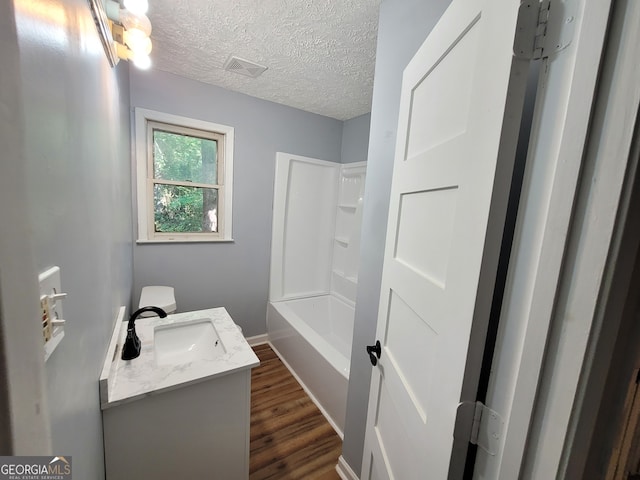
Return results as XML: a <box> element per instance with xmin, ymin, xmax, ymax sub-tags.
<box><xmin>250</xmin><ymin>344</ymin><xmax>342</xmax><ymax>480</ymax></box>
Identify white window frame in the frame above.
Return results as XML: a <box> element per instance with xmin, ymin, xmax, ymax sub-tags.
<box><xmin>134</xmin><ymin>108</ymin><xmax>234</xmax><ymax>243</ymax></box>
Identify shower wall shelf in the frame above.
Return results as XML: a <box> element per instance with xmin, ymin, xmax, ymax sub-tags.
<box><xmin>331</xmin><ymin>162</ymin><xmax>366</xmax><ymax>303</ymax></box>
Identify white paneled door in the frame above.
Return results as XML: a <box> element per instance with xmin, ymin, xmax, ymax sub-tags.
<box><xmin>361</xmin><ymin>0</ymin><xmax>534</xmax><ymax>478</ymax></box>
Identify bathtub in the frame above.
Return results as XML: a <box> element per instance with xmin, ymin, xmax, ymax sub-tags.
<box><xmin>267</xmin><ymin>293</ymin><xmax>354</xmax><ymax>437</ymax></box>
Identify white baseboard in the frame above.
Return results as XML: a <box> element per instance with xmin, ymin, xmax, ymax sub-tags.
<box><xmin>245</xmin><ymin>333</ymin><xmax>269</xmax><ymax>346</ymax></box>
<box><xmin>336</xmin><ymin>455</ymin><xmax>359</xmax><ymax>480</ymax></box>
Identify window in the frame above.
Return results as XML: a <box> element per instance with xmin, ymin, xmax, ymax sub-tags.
<box><xmin>135</xmin><ymin>109</ymin><xmax>234</xmax><ymax>242</ymax></box>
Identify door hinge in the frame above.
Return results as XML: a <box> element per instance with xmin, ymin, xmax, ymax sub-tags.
<box><xmin>513</xmin><ymin>0</ymin><xmax>576</xmax><ymax>60</ymax></box>
<box><xmin>454</xmin><ymin>401</ymin><xmax>504</xmax><ymax>456</ymax></box>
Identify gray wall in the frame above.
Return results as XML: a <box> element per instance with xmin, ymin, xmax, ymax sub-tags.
<box><xmin>11</xmin><ymin>0</ymin><xmax>134</xmax><ymax>477</ymax></box>
<box><xmin>0</xmin><ymin>0</ymin><xmax>51</xmax><ymax>454</ymax></box>
<box><xmin>341</xmin><ymin>113</ymin><xmax>371</xmax><ymax>164</ymax></box>
<box><xmin>341</xmin><ymin>0</ymin><xmax>451</xmax><ymax>473</ymax></box>
<box><xmin>130</xmin><ymin>70</ymin><xmax>344</xmax><ymax>337</ymax></box>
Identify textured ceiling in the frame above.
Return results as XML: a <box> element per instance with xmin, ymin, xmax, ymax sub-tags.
<box><xmin>147</xmin><ymin>0</ymin><xmax>381</xmax><ymax>121</ymax></box>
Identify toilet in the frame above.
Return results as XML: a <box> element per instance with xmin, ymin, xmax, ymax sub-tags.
<box><xmin>137</xmin><ymin>285</ymin><xmax>243</xmax><ymax>335</ymax></box>
<box><xmin>138</xmin><ymin>286</ymin><xmax>176</xmax><ymax>317</ymax></box>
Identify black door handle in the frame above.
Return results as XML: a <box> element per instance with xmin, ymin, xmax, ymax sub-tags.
<box><xmin>366</xmin><ymin>340</ymin><xmax>381</xmax><ymax>366</ymax></box>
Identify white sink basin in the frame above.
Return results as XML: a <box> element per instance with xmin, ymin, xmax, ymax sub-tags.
<box><xmin>154</xmin><ymin>318</ymin><xmax>226</xmax><ymax>366</ymax></box>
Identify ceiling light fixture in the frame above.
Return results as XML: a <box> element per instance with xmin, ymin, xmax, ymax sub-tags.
<box><xmin>88</xmin><ymin>0</ymin><xmax>153</xmax><ymax>69</ymax></box>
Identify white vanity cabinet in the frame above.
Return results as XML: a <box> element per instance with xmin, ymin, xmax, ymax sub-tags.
<box><xmin>100</xmin><ymin>307</ymin><xmax>259</xmax><ymax>480</ymax></box>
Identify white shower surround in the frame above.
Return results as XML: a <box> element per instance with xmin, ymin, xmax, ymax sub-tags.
<box><xmin>268</xmin><ymin>153</ymin><xmax>366</xmax><ymax>436</ymax></box>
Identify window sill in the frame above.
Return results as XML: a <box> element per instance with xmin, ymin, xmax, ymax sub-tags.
<box><xmin>136</xmin><ymin>238</ymin><xmax>235</xmax><ymax>244</ymax></box>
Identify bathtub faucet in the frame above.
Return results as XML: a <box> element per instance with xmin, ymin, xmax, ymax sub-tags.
<box><xmin>121</xmin><ymin>306</ymin><xmax>167</xmax><ymax>360</ymax></box>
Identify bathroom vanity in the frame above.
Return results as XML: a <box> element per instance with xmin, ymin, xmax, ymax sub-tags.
<box><xmin>100</xmin><ymin>307</ymin><xmax>259</xmax><ymax>480</ymax></box>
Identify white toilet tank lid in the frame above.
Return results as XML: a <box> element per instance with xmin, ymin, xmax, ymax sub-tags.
<box><xmin>139</xmin><ymin>286</ymin><xmax>176</xmax><ymax>316</ymax></box>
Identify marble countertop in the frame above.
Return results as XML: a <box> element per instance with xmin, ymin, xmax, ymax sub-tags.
<box><xmin>100</xmin><ymin>307</ymin><xmax>260</xmax><ymax>410</ymax></box>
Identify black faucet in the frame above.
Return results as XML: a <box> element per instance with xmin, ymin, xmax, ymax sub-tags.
<box><xmin>121</xmin><ymin>306</ymin><xmax>167</xmax><ymax>360</ymax></box>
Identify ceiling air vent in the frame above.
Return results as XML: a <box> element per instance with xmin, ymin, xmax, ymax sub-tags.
<box><xmin>223</xmin><ymin>55</ymin><xmax>268</xmax><ymax>78</ymax></box>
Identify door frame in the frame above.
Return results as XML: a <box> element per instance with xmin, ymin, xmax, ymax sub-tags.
<box><xmin>551</xmin><ymin>0</ymin><xmax>640</xmax><ymax>476</ymax></box>
<box><xmin>473</xmin><ymin>0</ymin><xmax>640</xmax><ymax>477</ymax></box>
<box><xmin>566</xmin><ymin>124</ymin><xmax>640</xmax><ymax>479</ymax></box>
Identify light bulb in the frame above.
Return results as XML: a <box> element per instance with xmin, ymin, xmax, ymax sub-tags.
<box><xmin>114</xmin><ymin>42</ymin><xmax>151</xmax><ymax>69</ymax></box>
<box><xmin>125</xmin><ymin>31</ymin><xmax>152</xmax><ymax>56</ymax></box>
<box><xmin>132</xmin><ymin>53</ymin><xmax>151</xmax><ymax>70</ymax></box>
<box><xmin>119</xmin><ymin>9</ymin><xmax>151</xmax><ymax>37</ymax></box>
<box><xmin>123</xmin><ymin>0</ymin><xmax>149</xmax><ymax>15</ymax></box>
